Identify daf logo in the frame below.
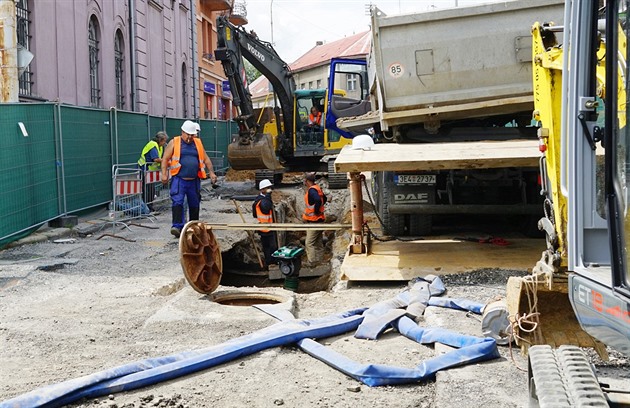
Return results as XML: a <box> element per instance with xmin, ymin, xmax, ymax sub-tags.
<box><xmin>394</xmin><ymin>193</ymin><xmax>429</xmax><ymax>203</ymax></box>
<box><xmin>247</xmin><ymin>44</ymin><xmax>265</xmax><ymax>62</ymax></box>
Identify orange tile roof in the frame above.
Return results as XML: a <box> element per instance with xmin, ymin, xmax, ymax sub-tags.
<box><xmin>290</xmin><ymin>31</ymin><xmax>371</xmax><ymax>72</ymax></box>
<box><xmin>248</xmin><ymin>75</ymin><xmax>271</xmax><ymax>102</ymax></box>
<box><xmin>248</xmin><ymin>30</ymin><xmax>371</xmax><ymax>99</ymax></box>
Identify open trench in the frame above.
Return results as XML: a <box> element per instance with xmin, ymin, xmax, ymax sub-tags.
<box><xmin>217</xmin><ymin>182</ymin><xmax>351</xmax><ymax>293</ymax></box>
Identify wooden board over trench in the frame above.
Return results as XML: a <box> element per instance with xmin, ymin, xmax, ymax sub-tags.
<box><xmin>334</xmin><ymin>139</ymin><xmax>541</xmax><ymax>172</ymax></box>
<box><xmin>340</xmin><ymin>238</ymin><xmax>544</xmax><ymax>281</ymax></box>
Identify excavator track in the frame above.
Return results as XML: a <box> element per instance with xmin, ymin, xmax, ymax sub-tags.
<box><xmin>528</xmin><ymin>345</ymin><xmax>608</xmax><ymax>408</ymax></box>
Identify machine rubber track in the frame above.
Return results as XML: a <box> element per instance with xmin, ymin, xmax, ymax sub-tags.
<box><xmin>528</xmin><ymin>345</ymin><xmax>608</xmax><ymax>408</ymax></box>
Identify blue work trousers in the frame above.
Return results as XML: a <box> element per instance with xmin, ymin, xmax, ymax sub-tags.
<box><xmin>170</xmin><ymin>176</ymin><xmax>201</xmax><ymax>229</ymax></box>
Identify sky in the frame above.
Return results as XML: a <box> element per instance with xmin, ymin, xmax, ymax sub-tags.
<box><xmin>240</xmin><ymin>0</ymin><xmax>491</xmax><ymax>63</ymax></box>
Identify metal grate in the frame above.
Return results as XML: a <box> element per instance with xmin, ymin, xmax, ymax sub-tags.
<box><xmin>16</xmin><ymin>0</ymin><xmax>32</xmax><ymax>96</ymax></box>
<box><xmin>115</xmin><ymin>31</ymin><xmax>125</xmax><ymax>109</ymax></box>
<box><xmin>89</xmin><ymin>17</ymin><xmax>101</xmax><ymax>107</ymax></box>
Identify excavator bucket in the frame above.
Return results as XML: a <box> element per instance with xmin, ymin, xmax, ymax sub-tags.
<box><xmin>506</xmin><ymin>274</ymin><xmax>608</xmax><ymax>358</ymax></box>
<box><xmin>227</xmin><ymin>133</ymin><xmax>284</xmax><ymax>171</ymax></box>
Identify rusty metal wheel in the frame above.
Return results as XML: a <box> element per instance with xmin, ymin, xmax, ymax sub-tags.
<box><xmin>179</xmin><ymin>221</ymin><xmax>223</xmax><ymax>294</ymax></box>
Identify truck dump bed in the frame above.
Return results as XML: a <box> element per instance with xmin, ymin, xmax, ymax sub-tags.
<box><xmin>346</xmin><ymin>0</ymin><xmax>565</xmax><ymax>131</ymax></box>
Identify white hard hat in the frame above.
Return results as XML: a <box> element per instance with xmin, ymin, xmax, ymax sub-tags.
<box><xmin>351</xmin><ymin>134</ymin><xmax>374</xmax><ymax>150</ymax></box>
<box><xmin>259</xmin><ymin>179</ymin><xmax>273</xmax><ymax>190</ymax></box>
<box><xmin>194</xmin><ymin>123</ymin><xmax>201</xmax><ymax>132</ymax></box>
<box><xmin>181</xmin><ymin>120</ymin><xmax>198</xmax><ymax>135</ymax></box>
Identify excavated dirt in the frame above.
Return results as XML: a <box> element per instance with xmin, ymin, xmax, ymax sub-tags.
<box><xmin>0</xmin><ymin>176</ymin><xmax>628</xmax><ymax>408</ymax></box>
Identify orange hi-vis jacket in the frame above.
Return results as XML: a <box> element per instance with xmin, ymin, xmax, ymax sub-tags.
<box><xmin>303</xmin><ymin>184</ymin><xmax>325</xmax><ymax>222</ymax></box>
<box><xmin>309</xmin><ymin>112</ymin><xmax>322</xmax><ymax>126</ymax></box>
<box><xmin>255</xmin><ymin>199</ymin><xmax>273</xmax><ymax>233</ymax></box>
<box><xmin>169</xmin><ymin>136</ymin><xmax>207</xmax><ymax>179</ymax></box>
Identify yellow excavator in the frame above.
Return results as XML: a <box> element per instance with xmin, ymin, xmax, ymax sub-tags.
<box><xmin>215</xmin><ymin>16</ymin><xmax>367</xmax><ymax>186</ymax></box>
<box><xmin>506</xmin><ymin>1</ymin><xmax>629</xmax><ymax>405</ymax></box>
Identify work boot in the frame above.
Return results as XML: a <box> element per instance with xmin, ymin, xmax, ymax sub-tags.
<box><xmin>189</xmin><ymin>207</ymin><xmax>200</xmax><ymax>221</ymax></box>
<box><xmin>170</xmin><ymin>227</ymin><xmax>181</xmax><ymax>238</ymax></box>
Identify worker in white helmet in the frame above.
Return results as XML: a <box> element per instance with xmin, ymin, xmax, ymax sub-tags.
<box><xmin>252</xmin><ymin>179</ymin><xmax>277</xmax><ymax>269</ymax></box>
<box><xmin>161</xmin><ymin>120</ymin><xmax>217</xmax><ymax>238</ymax></box>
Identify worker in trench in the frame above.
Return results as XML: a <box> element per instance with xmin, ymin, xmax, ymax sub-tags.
<box><xmin>252</xmin><ymin>179</ymin><xmax>278</xmax><ymax>270</ymax></box>
<box><xmin>302</xmin><ymin>172</ymin><xmax>327</xmax><ymax>266</ymax></box>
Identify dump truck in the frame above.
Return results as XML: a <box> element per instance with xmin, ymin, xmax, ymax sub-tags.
<box><xmin>215</xmin><ymin>16</ymin><xmax>362</xmax><ymax>186</ymax></box>
<box><xmin>332</xmin><ymin>0</ymin><xmax>565</xmax><ymax>235</ymax></box>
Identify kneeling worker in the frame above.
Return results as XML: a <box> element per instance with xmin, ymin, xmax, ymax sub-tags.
<box><xmin>253</xmin><ymin>179</ymin><xmax>278</xmax><ymax>269</ymax></box>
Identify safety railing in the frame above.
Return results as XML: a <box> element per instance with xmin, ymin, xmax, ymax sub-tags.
<box><xmin>143</xmin><ymin>169</ymin><xmax>170</xmax><ymax>211</ymax></box>
<box><xmin>206</xmin><ymin>150</ymin><xmax>228</xmax><ymax>176</ymax></box>
<box><xmin>98</xmin><ymin>164</ymin><xmax>154</xmax><ymax>240</ymax></box>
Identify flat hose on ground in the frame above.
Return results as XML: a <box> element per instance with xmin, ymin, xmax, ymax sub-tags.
<box><xmin>1</xmin><ymin>277</ymin><xmax>498</xmax><ymax>408</ymax></box>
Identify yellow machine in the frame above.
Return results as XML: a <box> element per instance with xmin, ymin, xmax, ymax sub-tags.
<box><xmin>507</xmin><ymin>16</ymin><xmax>628</xmax><ymax>357</ymax></box>
<box><xmin>215</xmin><ymin>16</ymin><xmax>356</xmax><ymax>180</ymax></box>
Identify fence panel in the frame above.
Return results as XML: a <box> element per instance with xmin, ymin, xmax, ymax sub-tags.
<box><xmin>0</xmin><ymin>105</ymin><xmax>237</xmax><ymax>248</ymax></box>
<box><xmin>0</xmin><ymin>103</ymin><xmax>60</xmax><ymax>246</ymax></box>
<box><xmin>148</xmin><ymin>115</ymin><xmax>165</xmax><ymax>139</ymax></box>
<box><xmin>59</xmin><ymin>106</ymin><xmax>112</xmax><ymax>212</ymax></box>
<box><xmin>115</xmin><ymin>110</ymin><xmax>151</xmax><ymax>165</ymax></box>
<box><xmin>165</xmin><ymin>117</ymin><xmax>185</xmax><ymax>143</ymax></box>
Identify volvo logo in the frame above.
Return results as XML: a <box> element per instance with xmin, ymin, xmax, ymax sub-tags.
<box><xmin>247</xmin><ymin>44</ymin><xmax>265</xmax><ymax>62</ymax></box>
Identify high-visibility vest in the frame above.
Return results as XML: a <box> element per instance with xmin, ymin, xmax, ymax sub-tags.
<box><xmin>169</xmin><ymin>136</ymin><xmax>207</xmax><ymax>179</ymax></box>
<box><xmin>309</xmin><ymin>112</ymin><xmax>322</xmax><ymax>126</ymax></box>
<box><xmin>303</xmin><ymin>184</ymin><xmax>325</xmax><ymax>222</ymax></box>
<box><xmin>255</xmin><ymin>199</ymin><xmax>273</xmax><ymax>233</ymax></box>
<box><xmin>137</xmin><ymin>140</ymin><xmax>163</xmax><ymax>171</ymax></box>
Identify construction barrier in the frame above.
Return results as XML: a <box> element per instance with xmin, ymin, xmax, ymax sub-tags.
<box><xmin>105</xmin><ymin>165</ymin><xmax>150</xmax><ymax>231</ymax></box>
<box><xmin>143</xmin><ymin>170</ymin><xmax>169</xmax><ymax>210</ymax></box>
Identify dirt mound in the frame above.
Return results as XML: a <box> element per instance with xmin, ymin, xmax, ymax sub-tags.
<box><xmin>224</xmin><ymin>169</ymin><xmax>255</xmax><ymax>181</ymax></box>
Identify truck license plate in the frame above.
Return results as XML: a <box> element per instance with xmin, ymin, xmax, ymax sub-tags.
<box><xmin>394</xmin><ymin>174</ymin><xmax>436</xmax><ymax>185</ymax></box>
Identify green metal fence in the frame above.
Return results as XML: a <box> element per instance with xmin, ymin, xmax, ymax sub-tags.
<box><xmin>0</xmin><ymin>103</ymin><xmax>235</xmax><ymax>248</ymax></box>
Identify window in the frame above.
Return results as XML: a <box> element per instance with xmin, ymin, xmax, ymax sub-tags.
<box><xmin>114</xmin><ymin>30</ymin><xmax>125</xmax><ymax>109</ymax></box>
<box><xmin>202</xmin><ymin>19</ymin><xmax>213</xmax><ymax>60</ymax></box>
<box><xmin>182</xmin><ymin>64</ymin><xmax>188</xmax><ymax>117</ymax></box>
<box><xmin>308</xmin><ymin>81</ymin><xmax>313</xmax><ymax>89</ymax></box>
<box><xmin>88</xmin><ymin>16</ymin><xmax>101</xmax><ymax>107</ymax></box>
<box><xmin>316</xmin><ymin>79</ymin><xmax>321</xmax><ymax>88</ymax></box>
<box><xmin>300</xmin><ymin>83</ymin><xmax>305</xmax><ymax>90</ymax></box>
<box><xmin>347</xmin><ymin>73</ymin><xmax>357</xmax><ymax>91</ymax></box>
<box><xmin>16</xmin><ymin>0</ymin><xmax>32</xmax><ymax>96</ymax></box>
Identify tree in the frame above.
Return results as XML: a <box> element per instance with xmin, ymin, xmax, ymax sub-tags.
<box><xmin>244</xmin><ymin>60</ymin><xmax>261</xmax><ymax>84</ymax></box>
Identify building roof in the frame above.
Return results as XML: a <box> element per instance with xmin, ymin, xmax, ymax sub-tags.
<box><xmin>248</xmin><ymin>75</ymin><xmax>271</xmax><ymax>103</ymax></box>
<box><xmin>290</xmin><ymin>31</ymin><xmax>371</xmax><ymax>72</ymax></box>
<box><xmin>247</xmin><ymin>30</ymin><xmax>371</xmax><ymax>100</ymax></box>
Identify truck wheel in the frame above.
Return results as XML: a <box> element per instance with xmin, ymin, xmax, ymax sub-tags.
<box><xmin>327</xmin><ymin>160</ymin><xmax>347</xmax><ymax>189</ymax></box>
<box><xmin>409</xmin><ymin>215</ymin><xmax>432</xmax><ymax>236</ymax></box>
<box><xmin>380</xmin><ymin>173</ymin><xmax>405</xmax><ymax>236</ymax></box>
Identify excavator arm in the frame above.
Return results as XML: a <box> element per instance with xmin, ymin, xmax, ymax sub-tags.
<box><xmin>215</xmin><ymin>16</ymin><xmax>295</xmax><ymax>170</ymax></box>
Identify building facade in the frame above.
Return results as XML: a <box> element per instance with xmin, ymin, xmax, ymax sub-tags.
<box><xmin>12</xmin><ymin>0</ymin><xmax>197</xmax><ymax>117</ymax></box>
<box><xmin>196</xmin><ymin>0</ymin><xmax>241</xmax><ymax>120</ymax></box>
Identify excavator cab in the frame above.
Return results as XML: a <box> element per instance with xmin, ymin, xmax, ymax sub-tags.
<box><xmin>294</xmin><ymin>89</ymin><xmax>327</xmax><ymax>155</ymax></box>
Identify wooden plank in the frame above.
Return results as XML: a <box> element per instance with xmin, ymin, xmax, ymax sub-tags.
<box><xmin>204</xmin><ymin>222</ymin><xmax>350</xmax><ymax>231</ymax></box>
<box><xmin>334</xmin><ymin>139</ymin><xmax>541</xmax><ymax>173</ymax></box>
<box><xmin>340</xmin><ymin>237</ymin><xmax>544</xmax><ymax>281</ymax></box>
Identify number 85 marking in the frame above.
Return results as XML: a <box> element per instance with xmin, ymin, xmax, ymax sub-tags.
<box><xmin>389</xmin><ymin>63</ymin><xmax>404</xmax><ymax>78</ymax></box>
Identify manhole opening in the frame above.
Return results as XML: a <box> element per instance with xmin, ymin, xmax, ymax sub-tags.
<box><xmin>210</xmin><ymin>292</ymin><xmax>286</xmax><ymax>307</ymax></box>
